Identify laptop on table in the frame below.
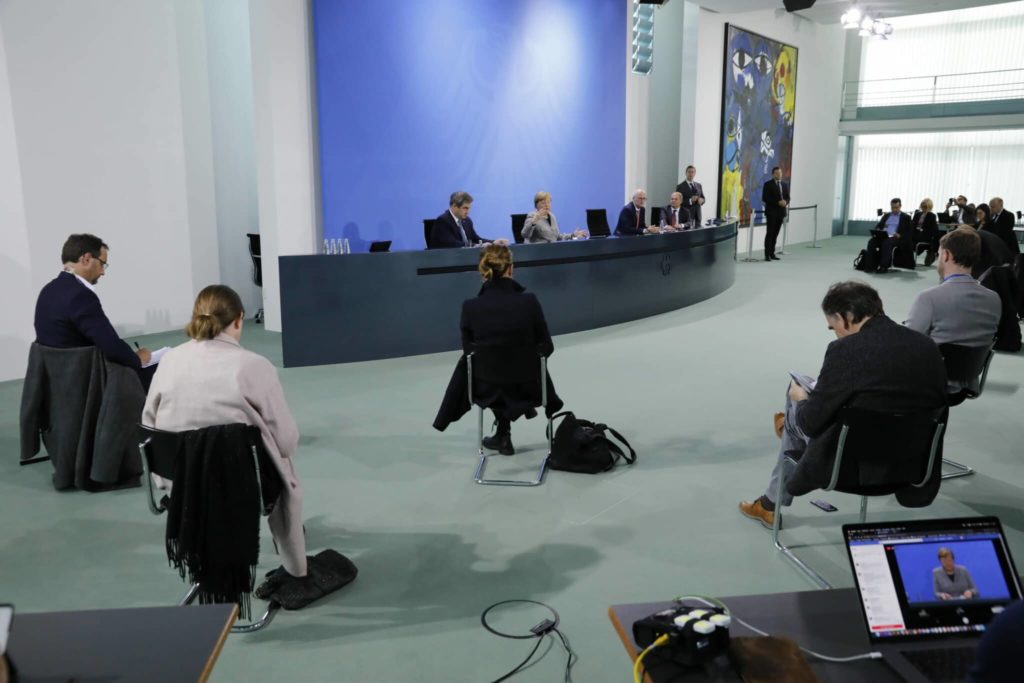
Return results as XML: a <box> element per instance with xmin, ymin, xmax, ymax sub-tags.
<box><xmin>843</xmin><ymin>516</ymin><xmax>1022</xmax><ymax>682</ymax></box>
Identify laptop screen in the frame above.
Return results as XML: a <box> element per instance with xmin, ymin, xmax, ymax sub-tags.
<box><xmin>844</xmin><ymin>517</ymin><xmax>1022</xmax><ymax>642</ymax></box>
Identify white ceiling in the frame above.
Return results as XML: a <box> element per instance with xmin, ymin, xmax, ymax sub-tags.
<box><xmin>696</xmin><ymin>0</ymin><xmax>1016</xmax><ymax>24</ymax></box>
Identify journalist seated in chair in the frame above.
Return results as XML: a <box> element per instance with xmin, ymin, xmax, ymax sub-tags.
<box><xmin>432</xmin><ymin>244</ymin><xmax>563</xmax><ymax>453</ymax></box>
<box><xmin>143</xmin><ymin>285</ymin><xmax>337</xmax><ymax>610</ymax></box>
<box><xmin>739</xmin><ymin>281</ymin><xmax>947</xmax><ymax>528</ymax></box>
<box><xmin>933</xmin><ymin>547</ymin><xmax>979</xmax><ymax>600</ymax></box>
<box><xmin>865</xmin><ymin>198</ymin><xmax>913</xmax><ymax>273</ymax></box>
<box><xmin>912</xmin><ymin>198</ymin><xmax>940</xmax><ymax>265</ymax></box>
<box><xmin>35</xmin><ymin>233</ymin><xmax>156</xmax><ymax>389</ymax></box>
<box><xmin>904</xmin><ymin>228</ymin><xmax>1000</xmax><ymax>389</ymax></box>
<box><xmin>522</xmin><ymin>191</ymin><xmax>586</xmax><ymax>243</ymax></box>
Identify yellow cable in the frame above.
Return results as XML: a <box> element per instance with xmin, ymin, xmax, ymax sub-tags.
<box><xmin>632</xmin><ymin>634</ymin><xmax>670</xmax><ymax>683</ymax></box>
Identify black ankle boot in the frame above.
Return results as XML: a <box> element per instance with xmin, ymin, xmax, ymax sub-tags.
<box><xmin>481</xmin><ymin>433</ymin><xmax>515</xmax><ymax>455</ymax></box>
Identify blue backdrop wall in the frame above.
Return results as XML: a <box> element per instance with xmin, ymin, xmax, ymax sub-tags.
<box><xmin>312</xmin><ymin>0</ymin><xmax>626</xmax><ymax>252</ymax></box>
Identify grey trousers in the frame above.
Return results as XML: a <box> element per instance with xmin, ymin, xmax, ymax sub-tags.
<box><xmin>764</xmin><ymin>386</ymin><xmax>811</xmax><ymax>507</ymax></box>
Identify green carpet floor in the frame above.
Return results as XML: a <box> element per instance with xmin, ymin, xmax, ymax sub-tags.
<box><xmin>1</xmin><ymin>236</ymin><xmax>1021</xmax><ymax>681</ymax></box>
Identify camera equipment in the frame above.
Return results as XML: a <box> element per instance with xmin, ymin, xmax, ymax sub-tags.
<box><xmin>633</xmin><ymin>603</ymin><xmax>731</xmax><ymax>667</ymax></box>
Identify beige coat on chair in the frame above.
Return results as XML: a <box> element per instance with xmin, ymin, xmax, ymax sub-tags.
<box><xmin>142</xmin><ymin>333</ymin><xmax>307</xmax><ymax>576</ymax></box>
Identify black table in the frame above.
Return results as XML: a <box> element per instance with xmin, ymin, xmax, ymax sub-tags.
<box><xmin>609</xmin><ymin>589</ymin><xmax>903</xmax><ymax>682</ymax></box>
<box><xmin>7</xmin><ymin>604</ymin><xmax>236</xmax><ymax>683</ymax></box>
<box><xmin>279</xmin><ymin>224</ymin><xmax>737</xmax><ymax>366</ymax></box>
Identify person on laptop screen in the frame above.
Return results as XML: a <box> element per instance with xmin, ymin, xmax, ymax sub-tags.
<box><xmin>934</xmin><ymin>547</ymin><xmax>979</xmax><ymax>600</ymax></box>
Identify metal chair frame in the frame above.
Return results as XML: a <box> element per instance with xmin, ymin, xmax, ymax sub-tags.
<box><xmin>771</xmin><ymin>415</ymin><xmax>945</xmax><ymax>589</ymax></box>
<box><xmin>468</xmin><ymin>353</ymin><xmax>551</xmax><ymax>487</ymax></box>
<box><xmin>941</xmin><ymin>344</ymin><xmax>995</xmax><ymax>480</ymax></box>
<box><xmin>138</xmin><ymin>430</ymin><xmax>279</xmax><ymax>633</ymax></box>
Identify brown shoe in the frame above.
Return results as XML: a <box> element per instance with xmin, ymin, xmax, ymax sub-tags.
<box><xmin>739</xmin><ymin>498</ymin><xmax>778</xmax><ymax>529</ymax></box>
<box><xmin>773</xmin><ymin>412</ymin><xmax>785</xmax><ymax>439</ymax></box>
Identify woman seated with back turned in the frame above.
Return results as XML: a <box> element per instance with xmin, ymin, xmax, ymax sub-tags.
<box><xmin>143</xmin><ymin>285</ymin><xmax>327</xmax><ymax>609</ymax></box>
<box><xmin>521</xmin><ymin>191</ymin><xmax>586</xmax><ymax>243</ymax></box>
<box><xmin>432</xmin><ymin>245</ymin><xmax>563</xmax><ymax>453</ymax></box>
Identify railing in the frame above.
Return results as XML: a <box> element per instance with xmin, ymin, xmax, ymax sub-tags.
<box><xmin>842</xmin><ymin>68</ymin><xmax>1024</xmax><ymax>109</ymax></box>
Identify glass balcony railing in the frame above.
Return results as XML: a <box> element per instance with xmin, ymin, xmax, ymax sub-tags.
<box><xmin>842</xmin><ymin>68</ymin><xmax>1024</xmax><ymax>110</ymax></box>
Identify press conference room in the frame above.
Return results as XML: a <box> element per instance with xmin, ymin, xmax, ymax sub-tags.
<box><xmin>2</xmin><ymin>0</ymin><xmax>1023</xmax><ymax>681</ymax></box>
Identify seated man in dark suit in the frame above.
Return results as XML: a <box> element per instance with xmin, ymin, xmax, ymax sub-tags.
<box><xmin>987</xmin><ymin>197</ymin><xmax>1019</xmax><ymax>256</ymax></box>
<box><xmin>430</xmin><ymin>191</ymin><xmax>506</xmax><ymax>249</ymax></box>
<box><xmin>661</xmin><ymin>192</ymin><xmax>691</xmax><ymax>230</ymax></box>
<box><xmin>614</xmin><ymin>189</ymin><xmax>659</xmax><ymax>236</ymax></box>
<box><xmin>867</xmin><ymin>198</ymin><xmax>913</xmax><ymax>272</ymax></box>
<box><xmin>739</xmin><ymin>281</ymin><xmax>947</xmax><ymax>528</ymax></box>
<box><xmin>34</xmin><ymin>233</ymin><xmax>155</xmax><ymax>389</ymax></box>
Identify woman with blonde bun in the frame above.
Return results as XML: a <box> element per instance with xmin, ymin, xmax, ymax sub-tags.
<box><xmin>433</xmin><ymin>245</ymin><xmax>563</xmax><ymax>453</ymax></box>
<box><xmin>143</xmin><ymin>285</ymin><xmax>328</xmax><ymax>609</ymax></box>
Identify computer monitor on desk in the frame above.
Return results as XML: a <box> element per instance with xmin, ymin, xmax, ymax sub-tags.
<box><xmin>586</xmin><ymin>209</ymin><xmax>611</xmax><ymax>238</ymax></box>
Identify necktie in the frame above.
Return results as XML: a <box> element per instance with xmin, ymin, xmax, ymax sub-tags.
<box><xmin>689</xmin><ymin>182</ymin><xmax>694</xmax><ymax>191</ymax></box>
<box><xmin>672</xmin><ymin>209</ymin><xmax>678</xmax><ymax>225</ymax></box>
<box><xmin>777</xmin><ymin>180</ymin><xmax>781</xmax><ymax>194</ymax></box>
<box><xmin>635</xmin><ymin>208</ymin><xmax>640</xmax><ymax>230</ymax></box>
<box><xmin>457</xmin><ymin>219</ymin><xmax>469</xmax><ymax>246</ymax></box>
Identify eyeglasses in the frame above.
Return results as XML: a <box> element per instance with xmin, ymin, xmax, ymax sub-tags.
<box><xmin>97</xmin><ymin>257</ymin><xmax>109</xmax><ymax>271</ymax></box>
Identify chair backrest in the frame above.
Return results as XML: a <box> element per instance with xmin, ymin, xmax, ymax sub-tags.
<box><xmin>650</xmin><ymin>207</ymin><xmax>663</xmax><ymax>227</ymax></box>
<box><xmin>511</xmin><ymin>214</ymin><xmax>527</xmax><ymax>244</ymax></box>
<box><xmin>424</xmin><ymin>219</ymin><xmax>436</xmax><ymax>249</ymax></box>
<box><xmin>586</xmin><ymin>209</ymin><xmax>610</xmax><ymax>237</ymax></box>
<box><xmin>939</xmin><ymin>343</ymin><xmax>994</xmax><ymax>399</ymax></box>
<box><xmin>246</xmin><ymin>233</ymin><xmax>263</xmax><ymax>287</ymax></box>
<box><xmin>468</xmin><ymin>344</ymin><xmax>545</xmax><ymax>386</ymax></box>
<box><xmin>829</xmin><ymin>405</ymin><xmax>947</xmax><ymax>494</ymax></box>
<box><xmin>137</xmin><ymin>423</ymin><xmax>282</xmax><ymax>516</ymax></box>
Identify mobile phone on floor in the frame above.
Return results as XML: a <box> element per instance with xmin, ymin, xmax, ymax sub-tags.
<box><xmin>810</xmin><ymin>499</ymin><xmax>837</xmax><ymax>512</ymax></box>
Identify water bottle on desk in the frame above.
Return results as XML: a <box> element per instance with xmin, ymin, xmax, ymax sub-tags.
<box><xmin>323</xmin><ymin>239</ymin><xmax>330</xmax><ymax>254</ymax></box>
<box><xmin>343</xmin><ymin>238</ymin><xmax>351</xmax><ymax>254</ymax></box>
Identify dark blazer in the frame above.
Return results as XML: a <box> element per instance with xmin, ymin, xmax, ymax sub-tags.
<box><xmin>615</xmin><ymin>202</ymin><xmax>647</xmax><ymax>236</ymax></box>
<box><xmin>788</xmin><ymin>316</ymin><xmax>948</xmax><ymax>504</ymax></box>
<box><xmin>34</xmin><ymin>271</ymin><xmax>141</xmax><ymax>370</ymax></box>
<box><xmin>431</xmin><ymin>210</ymin><xmax>487</xmax><ymax>249</ymax></box>
<box><xmin>662</xmin><ymin>204</ymin><xmax>690</xmax><ymax>228</ymax></box>
<box><xmin>433</xmin><ymin>277</ymin><xmax>562</xmax><ymax>431</ymax></box>
<box><xmin>676</xmin><ymin>180</ymin><xmax>705</xmax><ymax>225</ymax></box>
<box><xmin>873</xmin><ymin>212</ymin><xmax>914</xmax><ymax>246</ymax></box>
<box><xmin>911</xmin><ymin>210</ymin><xmax>938</xmax><ymax>233</ymax></box>
<box><xmin>939</xmin><ymin>204</ymin><xmax>971</xmax><ymax>225</ymax></box>
<box><xmin>761</xmin><ymin>179</ymin><xmax>790</xmax><ymax>216</ymax></box>
<box><xmin>984</xmin><ymin>209</ymin><xmax>1019</xmax><ymax>255</ymax></box>
<box><xmin>974</xmin><ymin>228</ymin><xmax>1013</xmax><ymax>279</ymax></box>
<box><xmin>980</xmin><ymin>265</ymin><xmax>1022</xmax><ymax>352</ymax></box>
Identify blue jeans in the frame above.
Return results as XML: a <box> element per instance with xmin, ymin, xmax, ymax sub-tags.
<box><xmin>764</xmin><ymin>385</ymin><xmax>811</xmax><ymax>507</ymax></box>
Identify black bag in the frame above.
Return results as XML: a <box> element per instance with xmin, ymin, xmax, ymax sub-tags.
<box><xmin>547</xmin><ymin>412</ymin><xmax>636</xmax><ymax>474</ymax></box>
<box><xmin>854</xmin><ymin>248</ymin><xmax>877</xmax><ymax>272</ymax></box>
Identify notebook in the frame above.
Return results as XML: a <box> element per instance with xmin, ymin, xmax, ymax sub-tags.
<box><xmin>843</xmin><ymin>516</ymin><xmax>1022</xmax><ymax>681</ymax></box>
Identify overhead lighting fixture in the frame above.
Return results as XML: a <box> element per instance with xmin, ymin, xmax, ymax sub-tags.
<box><xmin>842</xmin><ymin>5</ymin><xmax>893</xmax><ymax>39</ymax></box>
<box><xmin>840</xmin><ymin>7</ymin><xmax>861</xmax><ymax>28</ymax></box>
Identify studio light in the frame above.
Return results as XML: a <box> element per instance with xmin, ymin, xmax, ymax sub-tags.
<box><xmin>840</xmin><ymin>7</ymin><xmax>861</xmax><ymax>28</ymax></box>
<box><xmin>842</xmin><ymin>5</ymin><xmax>893</xmax><ymax>39</ymax></box>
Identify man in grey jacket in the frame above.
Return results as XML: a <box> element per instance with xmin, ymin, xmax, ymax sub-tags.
<box><xmin>933</xmin><ymin>547</ymin><xmax>979</xmax><ymax>600</ymax></box>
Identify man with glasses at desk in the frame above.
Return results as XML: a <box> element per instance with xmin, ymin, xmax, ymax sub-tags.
<box><xmin>34</xmin><ymin>233</ymin><xmax>156</xmax><ymax>388</ymax></box>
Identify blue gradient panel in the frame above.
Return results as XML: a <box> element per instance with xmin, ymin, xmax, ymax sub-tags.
<box><xmin>313</xmin><ymin>0</ymin><xmax>625</xmax><ymax>252</ymax></box>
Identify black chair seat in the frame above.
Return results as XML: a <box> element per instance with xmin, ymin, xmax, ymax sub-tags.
<box><xmin>511</xmin><ymin>214</ymin><xmax>527</xmax><ymax>244</ymax></box>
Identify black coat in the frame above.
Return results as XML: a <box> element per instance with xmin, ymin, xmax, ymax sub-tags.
<box><xmin>984</xmin><ymin>209</ymin><xmax>1019</xmax><ymax>255</ymax></box>
<box><xmin>431</xmin><ymin>210</ymin><xmax>487</xmax><ymax>249</ymax></box>
<box><xmin>433</xmin><ymin>278</ymin><xmax>562</xmax><ymax>431</ymax></box>
<box><xmin>761</xmin><ymin>179</ymin><xmax>790</xmax><ymax>217</ymax></box>
<box><xmin>974</xmin><ymin>228</ymin><xmax>1012</xmax><ymax>279</ymax></box>
<box><xmin>911</xmin><ymin>210</ymin><xmax>939</xmax><ymax>247</ymax></box>
<box><xmin>614</xmin><ymin>202</ymin><xmax>647</xmax><ymax>236</ymax></box>
<box><xmin>980</xmin><ymin>266</ymin><xmax>1021</xmax><ymax>352</ymax></box>
<box><xmin>788</xmin><ymin>316</ymin><xmax>948</xmax><ymax>505</ymax></box>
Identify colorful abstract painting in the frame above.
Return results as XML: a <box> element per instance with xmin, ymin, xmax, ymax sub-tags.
<box><xmin>718</xmin><ymin>25</ymin><xmax>798</xmax><ymax>224</ymax></box>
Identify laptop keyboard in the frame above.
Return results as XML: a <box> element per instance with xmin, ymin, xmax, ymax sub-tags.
<box><xmin>901</xmin><ymin>647</ymin><xmax>976</xmax><ymax>682</ymax></box>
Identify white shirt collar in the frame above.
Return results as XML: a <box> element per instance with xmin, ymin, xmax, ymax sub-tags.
<box><xmin>64</xmin><ymin>268</ymin><xmax>96</xmax><ymax>293</ymax></box>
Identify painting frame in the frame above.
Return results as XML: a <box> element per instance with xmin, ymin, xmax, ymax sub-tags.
<box><xmin>717</xmin><ymin>24</ymin><xmax>798</xmax><ymax>225</ymax></box>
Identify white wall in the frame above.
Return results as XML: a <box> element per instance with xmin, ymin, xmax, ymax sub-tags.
<box><xmin>693</xmin><ymin>8</ymin><xmax>845</xmax><ymax>250</ymax></box>
<box><xmin>0</xmin><ymin>0</ymin><xmax>223</xmax><ymax>382</ymax></box>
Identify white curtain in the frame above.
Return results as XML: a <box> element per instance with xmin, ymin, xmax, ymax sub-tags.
<box><xmin>849</xmin><ymin>130</ymin><xmax>1024</xmax><ymax>219</ymax></box>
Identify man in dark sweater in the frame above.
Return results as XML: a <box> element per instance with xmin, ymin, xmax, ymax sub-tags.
<box><xmin>740</xmin><ymin>281</ymin><xmax>948</xmax><ymax>528</ymax></box>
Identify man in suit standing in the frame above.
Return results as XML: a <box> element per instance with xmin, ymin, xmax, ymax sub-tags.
<box><xmin>739</xmin><ymin>281</ymin><xmax>947</xmax><ymax>528</ymax></box>
<box><xmin>676</xmin><ymin>165</ymin><xmax>705</xmax><ymax>226</ymax></box>
<box><xmin>662</xmin><ymin>192</ymin><xmax>691</xmax><ymax>230</ymax></box>
<box><xmin>761</xmin><ymin>166</ymin><xmax>789</xmax><ymax>261</ymax></box>
<box><xmin>615</xmin><ymin>189</ymin><xmax>658</xmax><ymax>236</ymax></box>
<box><xmin>868</xmin><ymin>198</ymin><xmax>913</xmax><ymax>273</ymax></box>
<box><xmin>34</xmin><ymin>233</ymin><xmax>155</xmax><ymax>388</ymax></box>
<box><xmin>903</xmin><ymin>228</ymin><xmax>1000</xmax><ymax>389</ymax></box>
<box><xmin>430</xmin><ymin>191</ymin><xmax>505</xmax><ymax>249</ymax></box>
<box><xmin>986</xmin><ymin>197</ymin><xmax>1019</xmax><ymax>255</ymax></box>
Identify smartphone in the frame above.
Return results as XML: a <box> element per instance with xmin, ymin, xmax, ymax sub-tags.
<box><xmin>810</xmin><ymin>499</ymin><xmax>837</xmax><ymax>512</ymax></box>
<box><xmin>876</xmin><ymin>208</ymin><xmax>884</xmax><ymax>216</ymax></box>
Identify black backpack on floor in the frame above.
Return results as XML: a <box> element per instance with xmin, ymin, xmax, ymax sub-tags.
<box><xmin>546</xmin><ymin>412</ymin><xmax>636</xmax><ymax>474</ymax></box>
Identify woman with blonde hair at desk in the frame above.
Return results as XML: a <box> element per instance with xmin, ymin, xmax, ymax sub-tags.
<box><xmin>521</xmin><ymin>191</ymin><xmax>586</xmax><ymax>243</ymax></box>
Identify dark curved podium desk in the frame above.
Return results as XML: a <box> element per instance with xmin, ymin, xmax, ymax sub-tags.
<box><xmin>279</xmin><ymin>224</ymin><xmax>738</xmax><ymax>367</ymax></box>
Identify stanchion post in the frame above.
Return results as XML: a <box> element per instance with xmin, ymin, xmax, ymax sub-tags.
<box><xmin>778</xmin><ymin>214</ymin><xmax>789</xmax><ymax>255</ymax></box>
<box><xmin>741</xmin><ymin>221</ymin><xmax>759</xmax><ymax>262</ymax></box>
<box><xmin>806</xmin><ymin>203</ymin><xmax>822</xmax><ymax>249</ymax></box>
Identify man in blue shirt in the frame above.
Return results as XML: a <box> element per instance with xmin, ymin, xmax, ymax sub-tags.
<box><xmin>867</xmin><ymin>198</ymin><xmax>912</xmax><ymax>272</ymax></box>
